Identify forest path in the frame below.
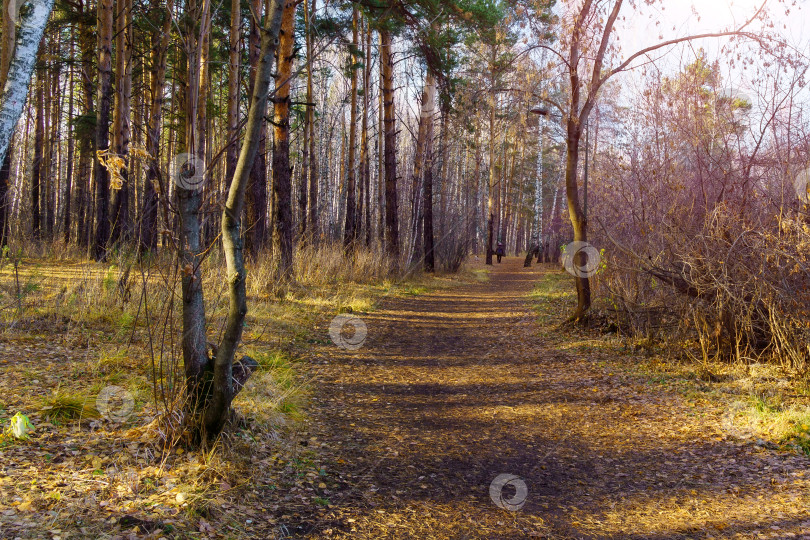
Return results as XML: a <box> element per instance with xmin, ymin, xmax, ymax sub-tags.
<box><xmin>291</xmin><ymin>257</ymin><xmax>810</xmax><ymax>539</ymax></box>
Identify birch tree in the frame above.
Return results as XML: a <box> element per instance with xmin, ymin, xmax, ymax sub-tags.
<box><xmin>0</xmin><ymin>0</ymin><xmax>54</xmax><ymax>170</ymax></box>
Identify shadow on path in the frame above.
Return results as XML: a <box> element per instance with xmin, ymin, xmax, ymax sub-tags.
<box><xmin>288</xmin><ymin>258</ymin><xmax>810</xmax><ymax>539</ymax></box>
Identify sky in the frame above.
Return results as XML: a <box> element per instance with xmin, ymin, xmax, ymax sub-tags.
<box><xmin>618</xmin><ymin>0</ymin><xmax>809</xmax><ymax>82</ymax></box>
<box><xmin>599</xmin><ymin>0</ymin><xmax>810</xmax><ymax>122</ymax></box>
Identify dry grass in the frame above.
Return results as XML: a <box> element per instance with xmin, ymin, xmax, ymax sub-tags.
<box><xmin>39</xmin><ymin>389</ymin><xmax>100</xmax><ymax>421</ymax></box>
<box><xmin>0</xmin><ymin>241</ymin><xmax>475</xmax><ymax>538</ymax></box>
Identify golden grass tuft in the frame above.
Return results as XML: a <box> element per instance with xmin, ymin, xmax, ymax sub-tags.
<box><xmin>40</xmin><ymin>389</ymin><xmax>100</xmax><ymax>421</ymax></box>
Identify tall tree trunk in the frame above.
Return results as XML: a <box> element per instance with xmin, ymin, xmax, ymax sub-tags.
<box><xmin>93</xmin><ymin>0</ymin><xmax>115</xmax><ymax>260</ymax></box>
<box><xmin>63</xmin><ymin>33</ymin><xmax>76</xmax><ymax>244</ymax></box>
<box><xmin>437</xmin><ymin>102</ymin><xmax>449</xmax><ymax>240</ymax></box>
<box><xmin>0</xmin><ymin>0</ymin><xmax>17</xmax><ymax>246</ymax></box>
<box><xmin>271</xmin><ymin>0</ymin><xmax>296</xmax><ymax>279</ymax></box>
<box><xmin>246</xmin><ymin>0</ymin><xmax>268</xmax><ymax>256</ymax></box>
<box><xmin>343</xmin><ymin>7</ymin><xmax>358</xmax><ymax>247</ymax></box>
<box><xmin>423</xmin><ymin>148</ymin><xmax>434</xmax><ymax>272</ymax></box>
<box><xmin>46</xmin><ymin>33</ymin><xmax>62</xmax><ymax>241</ymax></box>
<box><xmin>306</xmin><ymin>0</ymin><xmax>319</xmax><ymax>244</ymax></box>
<box><xmin>500</xmin><ymin>139</ymin><xmax>515</xmax><ymax>248</ymax></box>
<box><xmin>76</xmin><ymin>0</ymin><xmax>95</xmax><ymax>249</ymax></box>
<box><xmin>486</xmin><ymin>58</ymin><xmax>495</xmax><ymax>265</ymax></box>
<box><xmin>225</xmin><ymin>0</ymin><xmax>240</xmax><ymax>192</ymax></box>
<box><xmin>361</xmin><ymin>18</ymin><xmax>371</xmax><ymax>246</ymax></box>
<box><xmin>44</xmin><ymin>37</ymin><xmax>56</xmax><ymax>240</ymax></box>
<box><xmin>377</xmin><ymin>30</ymin><xmax>385</xmax><ymax>245</ymax></box>
<box><xmin>337</xmin><ymin>123</ymin><xmax>345</xmax><ymax>236</ymax></box>
<box><xmin>110</xmin><ymin>0</ymin><xmax>133</xmax><ymax>247</ymax></box>
<box><xmin>140</xmin><ymin>1</ymin><xmax>170</xmax><ymax>254</ymax></box>
<box><xmin>178</xmin><ymin>0</ymin><xmax>211</xmax><ymax>424</ymax></box>
<box><xmin>380</xmin><ymin>28</ymin><xmax>399</xmax><ymax>266</ymax></box>
<box><xmin>297</xmin><ymin>0</ymin><xmax>311</xmax><ymax>240</ymax></box>
<box><xmin>355</xmin><ymin>18</ymin><xmax>365</xmax><ymax>243</ymax></box>
<box><xmin>565</xmin><ymin>119</ymin><xmax>589</xmax><ymax>319</ymax></box>
<box><xmin>0</xmin><ymin>144</ymin><xmax>11</xmax><ymax>245</ymax></box>
<box><xmin>408</xmin><ymin>71</ymin><xmax>435</xmax><ymax>268</ymax></box>
<box><xmin>470</xmin><ymin>130</ymin><xmax>481</xmax><ymax>254</ymax></box>
<box><xmin>197</xmin><ymin>8</ymin><xmax>212</xmax><ymax>245</ymax></box>
<box><xmin>565</xmin><ymin>10</ymin><xmax>591</xmax><ymax>322</ymax></box>
<box><xmin>377</xmin><ymin>31</ymin><xmax>385</xmax><ymax>246</ymax></box>
<box><xmin>421</xmin><ymin>73</ymin><xmax>436</xmax><ymax>273</ymax></box>
<box><xmin>298</xmin><ymin>117</ymin><xmax>309</xmax><ymax>237</ymax></box>
<box><xmin>32</xmin><ymin>72</ymin><xmax>44</xmax><ymax>241</ymax></box>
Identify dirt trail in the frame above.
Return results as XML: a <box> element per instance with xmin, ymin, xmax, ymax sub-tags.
<box><xmin>294</xmin><ymin>258</ymin><xmax>810</xmax><ymax>539</ymax></box>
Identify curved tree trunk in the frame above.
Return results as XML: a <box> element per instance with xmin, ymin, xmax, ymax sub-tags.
<box><xmin>202</xmin><ymin>0</ymin><xmax>284</xmax><ymax>438</ymax></box>
<box><xmin>564</xmin><ymin>119</ymin><xmax>590</xmax><ymax>321</ymax></box>
<box><xmin>564</xmin><ymin>3</ymin><xmax>592</xmax><ymax>323</ymax></box>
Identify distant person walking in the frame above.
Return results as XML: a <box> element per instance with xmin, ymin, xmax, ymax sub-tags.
<box><xmin>496</xmin><ymin>242</ymin><xmax>505</xmax><ymax>263</ymax></box>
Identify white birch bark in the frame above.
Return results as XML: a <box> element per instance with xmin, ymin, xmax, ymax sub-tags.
<box><xmin>0</xmin><ymin>0</ymin><xmax>53</xmax><ymax>165</ymax></box>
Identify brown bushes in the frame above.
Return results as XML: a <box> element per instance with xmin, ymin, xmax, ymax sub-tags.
<box><xmin>595</xmin><ymin>206</ymin><xmax>810</xmax><ymax>372</ymax></box>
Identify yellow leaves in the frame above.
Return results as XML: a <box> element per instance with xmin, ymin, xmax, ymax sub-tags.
<box><xmin>96</xmin><ymin>149</ymin><xmax>125</xmax><ymax>190</ymax></box>
<box><xmin>96</xmin><ymin>147</ymin><xmax>152</xmax><ymax>191</ymax></box>
<box><xmin>16</xmin><ymin>500</ymin><xmax>35</xmax><ymax>512</ymax></box>
<box><xmin>128</xmin><ymin>146</ymin><xmax>153</xmax><ymax>161</ymax></box>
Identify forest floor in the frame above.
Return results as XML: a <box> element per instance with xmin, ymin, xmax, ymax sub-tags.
<box><xmin>1</xmin><ymin>256</ymin><xmax>810</xmax><ymax>539</ymax></box>
<box><xmin>281</xmin><ymin>258</ymin><xmax>810</xmax><ymax>539</ymax></box>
